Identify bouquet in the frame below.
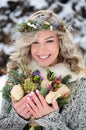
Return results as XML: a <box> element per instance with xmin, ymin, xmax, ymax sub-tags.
<box><xmin>2</xmin><ymin>63</ymin><xmax>72</xmax><ymax>130</ymax></box>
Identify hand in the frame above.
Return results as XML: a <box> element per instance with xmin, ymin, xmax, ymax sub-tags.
<box><xmin>12</xmin><ymin>94</ymin><xmax>31</xmax><ymax>119</ymax></box>
<box><xmin>27</xmin><ymin>90</ymin><xmax>59</xmax><ymax>119</ymax></box>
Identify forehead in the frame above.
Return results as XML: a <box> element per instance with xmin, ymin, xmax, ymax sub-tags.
<box><xmin>37</xmin><ymin>30</ymin><xmax>57</xmax><ymax>39</ymax></box>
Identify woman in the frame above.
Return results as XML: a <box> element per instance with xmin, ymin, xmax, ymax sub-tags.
<box><xmin>0</xmin><ymin>10</ymin><xmax>86</xmax><ymax>130</ymax></box>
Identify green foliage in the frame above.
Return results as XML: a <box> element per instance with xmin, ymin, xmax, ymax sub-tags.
<box><xmin>41</xmin><ymin>23</ymin><xmax>50</xmax><ymax>29</ymax></box>
<box><xmin>6</xmin><ymin>103</ymin><xmax>12</xmax><ymax>114</ymax></box>
<box><xmin>23</xmin><ymin>79</ymin><xmax>37</xmax><ymax>93</ymax></box>
<box><xmin>17</xmin><ymin>21</ymin><xmax>37</xmax><ymax>32</ymax></box>
<box><xmin>47</xmin><ymin>69</ymin><xmax>56</xmax><ymax>81</ymax></box>
<box><xmin>32</xmin><ymin>70</ymin><xmax>43</xmax><ymax>84</ymax></box>
<box><xmin>33</xmin><ymin>75</ymin><xmax>41</xmax><ymax>85</ymax></box>
<box><xmin>24</xmin><ymin>124</ymin><xmax>42</xmax><ymax>130</ymax></box>
<box><xmin>2</xmin><ymin>84</ymin><xmax>13</xmax><ymax>102</ymax></box>
<box><xmin>57</xmin><ymin>96</ymin><xmax>69</xmax><ymax>108</ymax></box>
<box><xmin>40</xmin><ymin>87</ymin><xmax>48</xmax><ymax>97</ymax></box>
<box><xmin>62</xmin><ymin>75</ymin><xmax>72</xmax><ymax>84</ymax></box>
<box><xmin>2</xmin><ymin>69</ymin><xmax>27</xmax><ymax>112</ymax></box>
<box><xmin>34</xmin><ymin>126</ymin><xmax>42</xmax><ymax>130</ymax></box>
<box><xmin>2</xmin><ymin>84</ymin><xmax>13</xmax><ymax>113</ymax></box>
<box><xmin>8</xmin><ymin>70</ymin><xmax>26</xmax><ymax>85</ymax></box>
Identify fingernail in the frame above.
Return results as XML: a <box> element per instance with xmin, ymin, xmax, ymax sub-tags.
<box><xmin>26</xmin><ymin>104</ymin><xmax>29</xmax><ymax>107</ymax></box>
<box><xmin>26</xmin><ymin>104</ymin><xmax>30</xmax><ymax>108</ymax></box>
<box><xmin>36</xmin><ymin>89</ymin><xmax>39</xmax><ymax>93</ymax></box>
<box><xmin>29</xmin><ymin>93</ymin><xmax>32</xmax><ymax>97</ymax></box>
<box><xmin>27</xmin><ymin>97</ymin><xmax>30</xmax><ymax>101</ymax></box>
<box><xmin>31</xmin><ymin>91</ymin><xmax>34</xmax><ymax>95</ymax></box>
<box><xmin>52</xmin><ymin>99</ymin><xmax>56</xmax><ymax>102</ymax></box>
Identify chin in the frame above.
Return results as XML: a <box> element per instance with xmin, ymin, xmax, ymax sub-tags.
<box><xmin>38</xmin><ymin>62</ymin><xmax>50</xmax><ymax>67</ymax></box>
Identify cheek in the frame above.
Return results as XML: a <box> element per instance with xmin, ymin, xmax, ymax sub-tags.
<box><xmin>31</xmin><ymin>45</ymin><xmax>37</xmax><ymax>53</ymax></box>
<box><xmin>55</xmin><ymin>42</ymin><xmax>59</xmax><ymax>52</ymax></box>
<box><xmin>50</xmin><ymin>44</ymin><xmax>59</xmax><ymax>53</ymax></box>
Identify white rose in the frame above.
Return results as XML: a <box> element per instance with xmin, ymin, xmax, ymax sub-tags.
<box><xmin>10</xmin><ymin>84</ymin><xmax>24</xmax><ymax>101</ymax></box>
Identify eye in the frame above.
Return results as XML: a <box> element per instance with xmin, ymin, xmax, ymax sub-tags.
<box><xmin>46</xmin><ymin>40</ymin><xmax>54</xmax><ymax>43</ymax></box>
<box><xmin>32</xmin><ymin>41</ymin><xmax>39</xmax><ymax>44</ymax></box>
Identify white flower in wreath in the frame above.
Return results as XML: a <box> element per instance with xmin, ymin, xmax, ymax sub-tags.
<box><xmin>27</xmin><ymin>22</ymin><xmax>37</xmax><ymax>29</ymax></box>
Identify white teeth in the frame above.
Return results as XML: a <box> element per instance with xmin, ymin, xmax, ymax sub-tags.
<box><xmin>39</xmin><ymin>55</ymin><xmax>49</xmax><ymax>59</ymax></box>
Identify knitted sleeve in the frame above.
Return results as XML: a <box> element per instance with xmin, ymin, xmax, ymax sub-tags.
<box><xmin>35</xmin><ymin>78</ymin><xmax>86</xmax><ymax>130</ymax></box>
<box><xmin>35</xmin><ymin>110</ymin><xmax>71</xmax><ymax>130</ymax></box>
<box><xmin>0</xmin><ymin>99</ymin><xmax>29</xmax><ymax>130</ymax></box>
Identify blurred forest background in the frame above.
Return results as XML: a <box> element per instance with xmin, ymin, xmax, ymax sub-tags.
<box><xmin>0</xmin><ymin>0</ymin><xmax>86</xmax><ymax>76</ymax></box>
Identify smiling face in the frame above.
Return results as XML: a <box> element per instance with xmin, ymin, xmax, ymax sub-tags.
<box><xmin>31</xmin><ymin>30</ymin><xmax>60</xmax><ymax>67</ymax></box>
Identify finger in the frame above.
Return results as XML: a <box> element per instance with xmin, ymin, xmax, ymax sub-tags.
<box><xmin>52</xmin><ymin>99</ymin><xmax>59</xmax><ymax>111</ymax></box>
<box><xmin>12</xmin><ymin>93</ymin><xmax>30</xmax><ymax>107</ymax></box>
<box><xmin>29</xmin><ymin>91</ymin><xmax>43</xmax><ymax>109</ymax></box>
<box><xmin>27</xmin><ymin>97</ymin><xmax>38</xmax><ymax>113</ymax></box>
<box><xmin>21</xmin><ymin>105</ymin><xmax>30</xmax><ymax>116</ymax></box>
<box><xmin>27</xmin><ymin>104</ymin><xmax>37</xmax><ymax>118</ymax></box>
<box><xmin>25</xmin><ymin>111</ymin><xmax>31</xmax><ymax>119</ymax></box>
<box><xmin>14</xmin><ymin>99</ymin><xmax>29</xmax><ymax>114</ymax></box>
<box><xmin>19</xmin><ymin>99</ymin><xmax>29</xmax><ymax>109</ymax></box>
<box><xmin>23</xmin><ymin>110</ymin><xmax>31</xmax><ymax>119</ymax></box>
<box><xmin>36</xmin><ymin>90</ymin><xmax>47</xmax><ymax>107</ymax></box>
<box><xmin>14</xmin><ymin>100</ymin><xmax>31</xmax><ymax>118</ymax></box>
<box><xmin>17</xmin><ymin>93</ymin><xmax>30</xmax><ymax>106</ymax></box>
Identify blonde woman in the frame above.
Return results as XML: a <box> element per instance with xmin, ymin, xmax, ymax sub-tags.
<box><xmin>0</xmin><ymin>10</ymin><xmax>86</xmax><ymax>130</ymax></box>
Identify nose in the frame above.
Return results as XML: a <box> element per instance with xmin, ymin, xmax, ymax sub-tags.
<box><xmin>38</xmin><ymin>43</ymin><xmax>45</xmax><ymax>53</ymax></box>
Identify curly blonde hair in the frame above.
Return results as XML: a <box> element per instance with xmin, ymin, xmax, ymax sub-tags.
<box><xmin>7</xmin><ymin>10</ymin><xmax>86</xmax><ymax>74</ymax></box>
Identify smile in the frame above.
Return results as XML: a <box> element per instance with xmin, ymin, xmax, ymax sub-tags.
<box><xmin>38</xmin><ymin>55</ymin><xmax>50</xmax><ymax>59</ymax></box>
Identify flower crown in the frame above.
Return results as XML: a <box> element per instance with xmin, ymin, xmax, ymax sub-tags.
<box><xmin>16</xmin><ymin>20</ymin><xmax>68</xmax><ymax>33</ymax></box>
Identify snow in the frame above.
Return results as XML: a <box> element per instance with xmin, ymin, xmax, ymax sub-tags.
<box><xmin>59</xmin><ymin>1</ymin><xmax>74</xmax><ymax>18</ymax></box>
<box><xmin>29</xmin><ymin>0</ymin><xmax>48</xmax><ymax>9</ymax></box>
<box><xmin>73</xmin><ymin>0</ymin><xmax>86</xmax><ymax>12</ymax></box>
<box><xmin>0</xmin><ymin>0</ymin><xmax>19</xmax><ymax>7</ymax></box>
<box><xmin>0</xmin><ymin>43</ymin><xmax>15</xmax><ymax>55</ymax></box>
<box><xmin>0</xmin><ymin>15</ymin><xmax>8</xmax><ymax>20</ymax></box>
<box><xmin>74</xmin><ymin>36</ymin><xmax>86</xmax><ymax>49</ymax></box>
<box><xmin>3</xmin><ymin>23</ymin><xmax>13</xmax><ymax>34</ymax></box>
<box><xmin>0</xmin><ymin>0</ymin><xmax>9</xmax><ymax>7</ymax></box>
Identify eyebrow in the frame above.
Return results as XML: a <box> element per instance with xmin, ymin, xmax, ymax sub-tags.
<box><xmin>44</xmin><ymin>36</ymin><xmax>54</xmax><ymax>40</ymax></box>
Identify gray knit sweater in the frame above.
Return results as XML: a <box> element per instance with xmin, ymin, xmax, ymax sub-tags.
<box><xmin>0</xmin><ymin>78</ymin><xmax>86</xmax><ymax>130</ymax></box>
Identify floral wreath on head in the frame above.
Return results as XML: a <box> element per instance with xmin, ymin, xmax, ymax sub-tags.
<box><xmin>15</xmin><ymin>19</ymin><xmax>73</xmax><ymax>33</ymax></box>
